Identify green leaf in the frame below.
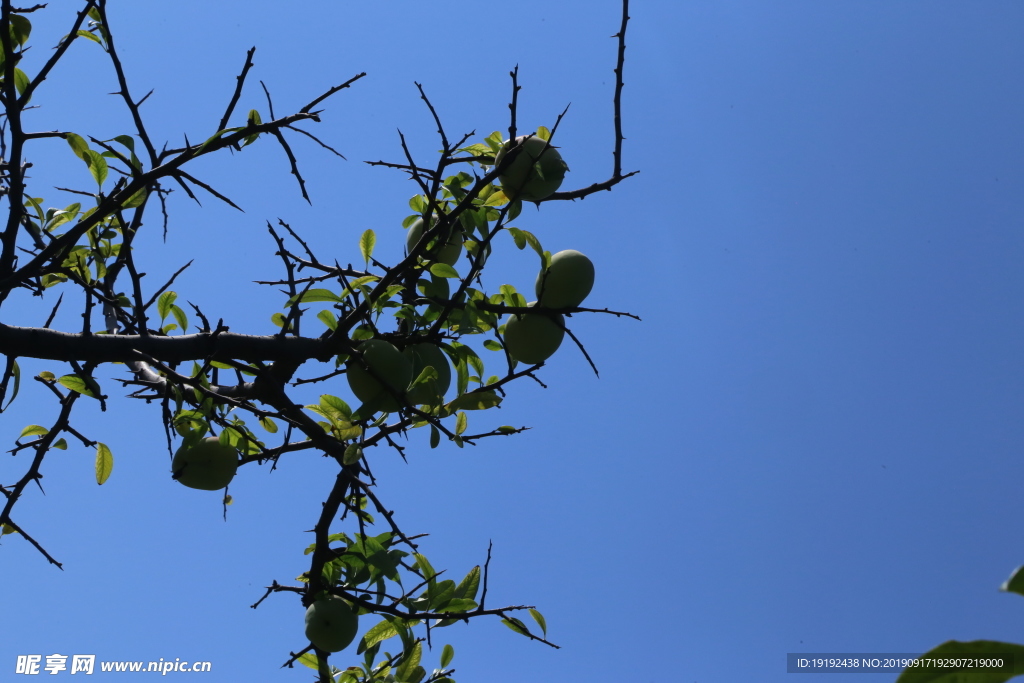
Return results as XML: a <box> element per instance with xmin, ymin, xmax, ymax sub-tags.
<box><xmin>429</xmin><ymin>263</ymin><xmax>459</xmax><ymax>279</ymax></box>
<box><xmin>440</xmin><ymin>644</ymin><xmax>454</xmax><ymax>669</ymax></box>
<box><xmin>270</xmin><ymin>312</ymin><xmax>286</xmax><ymax>328</ymax></box>
<box><xmin>3</xmin><ymin>359</ymin><xmax>23</xmax><ymax>410</ymax></box>
<box><xmin>894</xmin><ymin>641</ymin><xmax>1024</xmax><ymax>683</ymax></box>
<box><xmin>19</xmin><ymin>424</ymin><xmax>48</xmax><ymax>438</ymax></box>
<box><xmin>360</xmin><ymin>229</ymin><xmax>376</xmax><ymax>265</ymax></box>
<box><xmin>507</xmin><ymin>228</ymin><xmax>527</xmax><ymax>250</ymax></box>
<box><xmin>170</xmin><ymin>304</ymin><xmax>188</xmax><ymax>331</ymax></box>
<box><xmin>66</xmin><ymin>133</ymin><xmax>89</xmax><ymax>160</ymax></box>
<box><xmin>197</xmin><ymin>126</ymin><xmax>242</xmax><ymax>153</ymax></box>
<box><xmin>455</xmin><ymin>412</ymin><xmax>467</xmax><ymax>435</ymax></box>
<box><xmin>358</xmin><ymin>619</ymin><xmax>400</xmax><ymax>654</ymax></box>
<box><xmin>13</xmin><ymin>68</ymin><xmax>29</xmax><ymax>98</ymax></box>
<box><xmin>296</xmin><ymin>652</ymin><xmax>319</xmax><ymax>670</ymax></box>
<box><xmin>528</xmin><ymin>609</ymin><xmax>547</xmax><ymax>636</ymax></box>
<box><xmin>483</xmin><ymin>339</ymin><xmax>502</xmax><ymax>352</ymax></box>
<box><xmin>9</xmin><ymin>15</ymin><xmax>31</xmax><ymax>46</ymax></box>
<box><xmin>395</xmin><ymin>640</ymin><xmax>422</xmax><ymax>682</ymax></box>
<box><xmin>52</xmin><ymin>438</ymin><xmax>68</xmax><ymax>450</ymax></box>
<box><xmin>58</xmin><ymin>374</ymin><xmax>97</xmax><ymax>398</ymax></box>
<box><xmin>1001</xmin><ymin>566</ymin><xmax>1024</xmax><ymax>597</ymax></box>
<box><xmin>83</xmin><ymin>149</ymin><xmax>108</xmax><ymax>187</ymax></box>
<box><xmin>447</xmin><ymin>391</ymin><xmax>501</xmax><ymax>412</ymax></box>
<box><xmin>122</xmin><ymin>187</ymin><xmax>146</xmax><ymax>208</ymax></box>
<box><xmin>436</xmin><ymin>598</ymin><xmax>476</xmax><ymax>613</ymax></box>
<box><xmin>95</xmin><ymin>442</ymin><xmax>113</xmax><ymax>485</ymax></box>
<box><xmin>508</xmin><ymin>198</ymin><xmax>523</xmax><ymax>220</ymax></box>
<box><xmin>75</xmin><ymin>29</ymin><xmax>103</xmax><ymax>46</ymax></box>
<box><xmin>429</xmin><ymin>425</ymin><xmax>440</xmax><ymax>449</ymax></box>
<box><xmin>343</xmin><ymin>444</ymin><xmax>363</xmax><ymax>465</ymax></box>
<box><xmin>242</xmin><ymin>109</ymin><xmax>262</xmax><ymax>146</ymax></box>
<box><xmin>453</xmin><ymin>566</ymin><xmax>480</xmax><ymax>601</ymax></box>
<box><xmin>157</xmin><ymin>291</ymin><xmax>177</xmax><ymax>321</ymax></box>
<box><xmin>535</xmin><ymin>125</ymin><xmax>551</xmax><ymax>141</ymax></box>
<box><xmin>317</xmin><ymin>309</ymin><xmax>338</xmax><ymax>331</ymax></box>
<box><xmin>501</xmin><ymin>617</ymin><xmax>529</xmax><ymax>636</ymax></box>
<box><xmin>259</xmin><ymin>416</ymin><xmax>278</xmax><ymax>434</ymax></box>
<box><xmin>287</xmin><ymin>288</ymin><xmax>343</xmax><ymax>305</ymax></box>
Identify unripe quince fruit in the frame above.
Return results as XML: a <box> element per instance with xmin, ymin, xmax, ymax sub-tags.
<box><xmin>503</xmin><ymin>302</ymin><xmax>565</xmax><ymax>364</ymax></box>
<box><xmin>406</xmin><ymin>217</ymin><xmax>463</xmax><ymax>266</ymax></box>
<box><xmin>346</xmin><ymin>339</ymin><xmax>413</xmax><ymax>412</ymax></box>
<box><xmin>404</xmin><ymin>342</ymin><xmax>452</xmax><ymax>406</ymax></box>
<box><xmin>171</xmin><ymin>437</ymin><xmax>239</xmax><ymax>490</ymax></box>
<box><xmin>304</xmin><ymin>595</ymin><xmax>359</xmax><ymax>653</ymax></box>
<box><xmin>536</xmin><ymin>249</ymin><xmax>595</xmax><ymax>309</ymax></box>
<box><xmin>494</xmin><ymin>135</ymin><xmax>568</xmax><ymax>202</ymax></box>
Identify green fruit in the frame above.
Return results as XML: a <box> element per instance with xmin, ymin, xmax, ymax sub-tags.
<box><xmin>346</xmin><ymin>339</ymin><xmax>413</xmax><ymax>412</ymax></box>
<box><xmin>493</xmin><ymin>134</ymin><xmax>568</xmax><ymax>202</ymax></box>
<box><xmin>536</xmin><ymin>249</ymin><xmax>595</xmax><ymax>309</ymax></box>
<box><xmin>404</xmin><ymin>342</ymin><xmax>452</xmax><ymax>406</ymax></box>
<box><xmin>171</xmin><ymin>437</ymin><xmax>238</xmax><ymax>491</ymax></box>
<box><xmin>406</xmin><ymin>217</ymin><xmax>463</xmax><ymax>266</ymax></box>
<box><xmin>304</xmin><ymin>596</ymin><xmax>359</xmax><ymax>653</ymax></box>
<box><xmin>503</xmin><ymin>302</ymin><xmax>565</xmax><ymax>364</ymax></box>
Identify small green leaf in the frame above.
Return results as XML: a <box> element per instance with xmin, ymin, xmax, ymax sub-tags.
<box><xmin>170</xmin><ymin>304</ymin><xmax>188</xmax><ymax>331</ymax></box>
<box><xmin>429</xmin><ymin>425</ymin><xmax>440</xmax><ymax>449</ymax></box>
<box><xmin>2</xmin><ymin>359</ymin><xmax>20</xmax><ymax>411</ymax></box>
<box><xmin>83</xmin><ymin>149</ymin><xmax>108</xmax><ymax>187</ymax></box>
<box><xmin>317</xmin><ymin>309</ymin><xmax>338</xmax><ymax>331</ymax></box>
<box><xmin>259</xmin><ymin>416</ymin><xmax>278</xmax><ymax>434</ymax></box>
<box><xmin>52</xmin><ymin>438</ymin><xmax>68</xmax><ymax>450</ymax></box>
<box><xmin>10</xmin><ymin>15</ymin><xmax>32</xmax><ymax>46</ymax></box>
<box><xmin>395</xmin><ymin>640</ymin><xmax>422</xmax><ymax>682</ymax></box>
<box><xmin>58</xmin><ymin>374</ymin><xmax>97</xmax><ymax>398</ymax></box>
<box><xmin>95</xmin><ymin>442</ymin><xmax>113</xmax><ymax>485</ymax></box>
<box><xmin>453</xmin><ymin>566</ymin><xmax>480</xmax><ymax>601</ymax></box>
<box><xmin>13</xmin><ymin>68</ymin><xmax>29</xmax><ymax>98</ymax></box>
<box><xmin>270</xmin><ymin>312</ymin><xmax>286</xmax><ymax>328</ymax></box>
<box><xmin>455</xmin><ymin>411</ymin><xmax>467</xmax><ymax>435</ymax></box>
<box><xmin>75</xmin><ymin>29</ymin><xmax>103</xmax><ymax>46</ymax></box>
<box><xmin>440</xmin><ymin>644</ymin><xmax>454</xmax><ymax>669</ymax></box>
<box><xmin>19</xmin><ymin>424</ymin><xmax>48</xmax><ymax>439</ymax></box>
<box><xmin>288</xmin><ymin>288</ymin><xmax>343</xmax><ymax>305</ymax></box>
<box><xmin>483</xmin><ymin>339</ymin><xmax>502</xmax><ymax>352</ymax></box>
<box><xmin>529</xmin><ymin>609</ymin><xmax>547</xmax><ymax>636</ymax></box>
<box><xmin>66</xmin><ymin>133</ymin><xmax>89</xmax><ymax>160</ymax></box>
<box><xmin>360</xmin><ymin>229</ymin><xmax>376</xmax><ymax>265</ymax></box>
<box><xmin>343</xmin><ymin>444</ymin><xmax>363</xmax><ymax>465</ymax></box>
<box><xmin>358</xmin><ymin>619</ymin><xmax>400</xmax><ymax>654</ymax></box>
<box><xmin>508</xmin><ymin>198</ymin><xmax>523</xmax><ymax>220</ymax></box>
<box><xmin>429</xmin><ymin>263</ymin><xmax>459</xmax><ymax>279</ymax></box>
<box><xmin>157</xmin><ymin>291</ymin><xmax>177</xmax><ymax>321</ymax></box>
<box><xmin>894</xmin><ymin>641</ymin><xmax>1024</xmax><ymax>683</ymax></box>
<box><xmin>447</xmin><ymin>391</ymin><xmax>501</xmax><ymax>412</ymax></box>
<box><xmin>501</xmin><ymin>617</ymin><xmax>529</xmax><ymax>636</ymax></box>
<box><xmin>535</xmin><ymin>126</ymin><xmax>551</xmax><ymax>141</ymax></box>
<box><xmin>296</xmin><ymin>652</ymin><xmax>319</xmax><ymax>670</ymax></box>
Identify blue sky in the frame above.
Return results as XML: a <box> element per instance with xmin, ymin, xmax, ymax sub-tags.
<box><xmin>3</xmin><ymin>2</ymin><xmax>1024</xmax><ymax>681</ymax></box>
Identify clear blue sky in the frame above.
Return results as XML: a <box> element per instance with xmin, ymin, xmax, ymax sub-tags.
<box><xmin>3</xmin><ymin>2</ymin><xmax>1024</xmax><ymax>681</ymax></box>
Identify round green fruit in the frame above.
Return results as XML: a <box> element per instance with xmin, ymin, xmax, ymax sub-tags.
<box><xmin>536</xmin><ymin>249</ymin><xmax>595</xmax><ymax>309</ymax></box>
<box><xmin>346</xmin><ymin>339</ymin><xmax>413</xmax><ymax>412</ymax></box>
<box><xmin>503</xmin><ymin>302</ymin><xmax>565</xmax><ymax>364</ymax></box>
<box><xmin>304</xmin><ymin>595</ymin><xmax>359</xmax><ymax>653</ymax></box>
<box><xmin>406</xmin><ymin>217</ymin><xmax>463</xmax><ymax>266</ymax></box>
<box><xmin>493</xmin><ymin>135</ymin><xmax>568</xmax><ymax>202</ymax></box>
<box><xmin>171</xmin><ymin>437</ymin><xmax>239</xmax><ymax>491</ymax></box>
<box><xmin>404</xmin><ymin>342</ymin><xmax>452</xmax><ymax>406</ymax></box>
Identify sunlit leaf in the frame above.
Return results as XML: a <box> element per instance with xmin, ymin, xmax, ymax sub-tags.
<box><xmin>360</xmin><ymin>229</ymin><xmax>376</xmax><ymax>265</ymax></box>
<box><xmin>95</xmin><ymin>442</ymin><xmax>113</xmax><ymax>485</ymax></box>
<box><xmin>19</xmin><ymin>424</ymin><xmax>48</xmax><ymax>438</ymax></box>
<box><xmin>58</xmin><ymin>374</ymin><xmax>97</xmax><ymax>398</ymax></box>
<box><xmin>440</xmin><ymin>644</ymin><xmax>454</xmax><ymax>669</ymax></box>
